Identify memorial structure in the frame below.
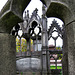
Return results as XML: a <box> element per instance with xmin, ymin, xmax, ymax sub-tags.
<box><xmin>0</xmin><ymin>0</ymin><xmax>75</xmax><ymax>75</ymax></box>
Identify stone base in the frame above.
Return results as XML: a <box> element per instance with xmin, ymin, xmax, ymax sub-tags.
<box><xmin>16</xmin><ymin>71</ymin><xmax>52</xmax><ymax>75</ymax></box>
<box><xmin>16</xmin><ymin>72</ymin><xmax>41</xmax><ymax>75</ymax></box>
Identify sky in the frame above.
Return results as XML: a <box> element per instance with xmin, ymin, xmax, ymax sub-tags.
<box><xmin>24</xmin><ymin>0</ymin><xmax>42</xmax><ymax>17</ymax></box>
<box><xmin>0</xmin><ymin>0</ymin><xmax>63</xmax><ymax>47</ymax></box>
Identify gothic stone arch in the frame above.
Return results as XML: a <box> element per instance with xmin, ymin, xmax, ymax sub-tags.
<box><xmin>46</xmin><ymin>1</ymin><xmax>75</xmax><ymax>75</ymax></box>
<box><xmin>0</xmin><ymin>0</ymin><xmax>75</xmax><ymax>75</ymax></box>
<box><xmin>0</xmin><ymin>0</ymin><xmax>31</xmax><ymax>75</ymax></box>
<box><xmin>0</xmin><ymin>0</ymin><xmax>31</xmax><ymax>33</ymax></box>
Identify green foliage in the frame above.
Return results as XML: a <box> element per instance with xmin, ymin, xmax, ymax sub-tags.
<box><xmin>16</xmin><ymin>37</ymin><xmax>20</xmax><ymax>46</ymax></box>
<box><xmin>16</xmin><ymin>46</ymin><xmax>20</xmax><ymax>52</ymax></box>
<box><xmin>16</xmin><ymin>37</ymin><xmax>27</xmax><ymax>52</ymax></box>
<box><xmin>50</xmin><ymin>66</ymin><xmax>62</xmax><ymax>69</ymax></box>
<box><xmin>57</xmin><ymin>66</ymin><xmax>62</xmax><ymax>69</ymax></box>
<box><xmin>50</xmin><ymin>66</ymin><xmax>56</xmax><ymax>69</ymax></box>
<box><xmin>21</xmin><ymin>38</ymin><xmax>27</xmax><ymax>52</ymax></box>
<box><xmin>16</xmin><ymin>37</ymin><xmax>33</xmax><ymax>52</ymax></box>
<box><xmin>21</xmin><ymin>72</ymin><xmax>23</xmax><ymax>75</ymax></box>
<box><xmin>56</xmin><ymin>46</ymin><xmax>61</xmax><ymax>50</ymax></box>
<box><xmin>57</xmin><ymin>54</ymin><xmax>63</xmax><ymax>60</ymax></box>
<box><xmin>32</xmin><ymin>72</ymin><xmax>35</xmax><ymax>75</ymax></box>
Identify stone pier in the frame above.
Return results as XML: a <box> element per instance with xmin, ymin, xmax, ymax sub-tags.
<box><xmin>0</xmin><ymin>33</ymin><xmax>16</xmax><ymax>75</ymax></box>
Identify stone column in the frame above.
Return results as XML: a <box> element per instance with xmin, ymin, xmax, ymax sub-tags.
<box><xmin>41</xmin><ymin>14</ymin><xmax>50</xmax><ymax>75</ymax></box>
<box><xmin>62</xmin><ymin>28</ymin><xmax>68</xmax><ymax>75</ymax></box>
<box><xmin>0</xmin><ymin>33</ymin><xmax>16</xmax><ymax>75</ymax></box>
<box><xmin>26</xmin><ymin>38</ymin><xmax>31</xmax><ymax>57</ymax></box>
<box><xmin>66</xmin><ymin>22</ymin><xmax>75</xmax><ymax>75</ymax></box>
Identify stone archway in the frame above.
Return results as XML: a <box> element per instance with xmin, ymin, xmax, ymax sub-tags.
<box><xmin>0</xmin><ymin>0</ymin><xmax>31</xmax><ymax>75</ymax></box>
<box><xmin>0</xmin><ymin>0</ymin><xmax>31</xmax><ymax>33</ymax></box>
<box><xmin>46</xmin><ymin>1</ymin><xmax>75</xmax><ymax>75</ymax></box>
<box><xmin>0</xmin><ymin>0</ymin><xmax>75</xmax><ymax>75</ymax></box>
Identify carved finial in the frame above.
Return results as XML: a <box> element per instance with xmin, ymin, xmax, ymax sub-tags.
<box><xmin>35</xmin><ymin>8</ymin><xmax>38</xmax><ymax>14</ymax></box>
<box><xmin>27</xmin><ymin>10</ymin><xmax>29</xmax><ymax>18</ymax></box>
<box><xmin>52</xmin><ymin>19</ymin><xmax>57</xmax><ymax>23</ymax></box>
<box><xmin>25</xmin><ymin>11</ymin><xmax>26</xmax><ymax>18</ymax></box>
<box><xmin>42</xmin><ymin>4</ymin><xmax>46</xmax><ymax>16</ymax></box>
<box><xmin>32</xmin><ymin>8</ymin><xmax>38</xmax><ymax>16</ymax></box>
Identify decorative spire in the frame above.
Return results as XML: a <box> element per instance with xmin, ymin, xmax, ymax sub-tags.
<box><xmin>42</xmin><ymin>4</ymin><xmax>46</xmax><ymax>16</ymax></box>
<box><xmin>27</xmin><ymin>10</ymin><xmax>29</xmax><ymax>18</ymax></box>
<box><xmin>32</xmin><ymin>8</ymin><xmax>38</xmax><ymax>16</ymax></box>
<box><xmin>25</xmin><ymin>11</ymin><xmax>26</xmax><ymax>18</ymax></box>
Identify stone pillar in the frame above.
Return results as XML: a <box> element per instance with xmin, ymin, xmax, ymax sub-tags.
<box><xmin>62</xmin><ymin>28</ymin><xmax>68</xmax><ymax>75</ymax></box>
<box><xmin>26</xmin><ymin>38</ymin><xmax>31</xmax><ymax>57</ymax></box>
<box><xmin>41</xmin><ymin>12</ymin><xmax>50</xmax><ymax>75</ymax></box>
<box><xmin>0</xmin><ymin>33</ymin><xmax>16</xmax><ymax>75</ymax></box>
<box><xmin>66</xmin><ymin>22</ymin><xmax>75</xmax><ymax>75</ymax></box>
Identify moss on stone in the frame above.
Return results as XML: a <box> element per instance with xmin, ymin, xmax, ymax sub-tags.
<box><xmin>46</xmin><ymin>2</ymin><xmax>70</xmax><ymax>22</ymax></box>
<box><xmin>12</xmin><ymin>0</ymin><xmax>31</xmax><ymax>18</ymax></box>
<box><xmin>0</xmin><ymin>11</ymin><xmax>23</xmax><ymax>33</ymax></box>
<box><xmin>0</xmin><ymin>0</ymin><xmax>31</xmax><ymax>33</ymax></box>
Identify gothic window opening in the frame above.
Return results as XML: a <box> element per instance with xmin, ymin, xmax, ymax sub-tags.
<box><xmin>48</xmin><ymin>18</ymin><xmax>64</xmax><ymax>74</ymax></box>
<box><xmin>29</xmin><ymin>20</ymin><xmax>42</xmax><ymax>51</ymax></box>
<box><xmin>11</xmin><ymin>24</ymin><xmax>28</xmax><ymax>58</ymax></box>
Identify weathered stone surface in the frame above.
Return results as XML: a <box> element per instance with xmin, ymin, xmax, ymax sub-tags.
<box><xmin>0</xmin><ymin>11</ymin><xmax>22</xmax><ymax>33</ymax></box>
<box><xmin>67</xmin><ymin>22</ymin><xmax>75</xmax><ymax>75</ymax></box>
<box><xmin>42</xmin><ymin>0</ymin><xmax>75</xmax><ymax>19</ymax></box>
<box><xmin>17</xmin><ymin>72</ymin><xmax>41</xmax><ymax>75</ymax></box>
<box><xmin>16</xmin><ymin>58</ymin><xmax>41</xmax><ymax>72</ymax></box>
<box><xmin>0</xmin><ymin>0</ymin><xmax>31</xmax><ymax>19</ymax></box>
<box><xmin>62</xmin><ymin>29</ymin><xmax>68</xmax><ymax>75</ymax></box>
<box><xmin>41</xmin><ymin>0</ymin><xmax>51</xmax><ymax>8</ymax></box>
<box><xmin>46</xmin><ymin>2</ymin><xmax>73</xmax><ymax>24</ymax></box>
<box><xmin>0</xmin><ymin>33</ymin><xmax>16</xmax><ymax>75</ymax></box>
<box><xmin>11</xmin><ymin>0</ymin><xmax>31</xmax><ymax>18</ymax></box>
<box><xmin>0</xmin><ymin>0</ymin><xmax>31</xmax><ymax>33</ymax></box>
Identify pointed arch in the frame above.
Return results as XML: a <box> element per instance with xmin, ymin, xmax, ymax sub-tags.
<box><xmin>46</xmin><ymin>1</ymin><xmax>74</xmax><ymax>24</ymax></box>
